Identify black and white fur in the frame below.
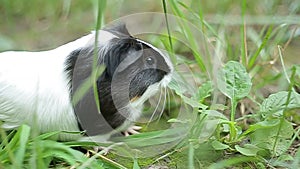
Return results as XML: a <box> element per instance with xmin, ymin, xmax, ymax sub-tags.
<box><xmin>0</xmin><ymin>24</ymin><xmax>173</xmax><ymax>141</ymax></box>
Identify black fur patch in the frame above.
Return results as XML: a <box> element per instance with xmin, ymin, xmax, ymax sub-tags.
<box><xmin>64</xmin><ymin>47</ymin><xmax>93</xmax><ymax>132</ymax></box>
<box><xmin>103</xmin><ymin>38</ymin><xmax>145</xmax><ymax>77</ymax></box>
<box><xmin>65</xmin><ymin>49</ymin><xmax>81</xmax><ymax>79</ymax></box>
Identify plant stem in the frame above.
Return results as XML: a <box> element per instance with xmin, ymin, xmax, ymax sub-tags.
<box><xmin>230</xmin><ymin>99</ymin><xmax>237</xmax><ymax>122</ymax></box>
<box><xmin>188</xmin><ymin>142</ymin><xmax>195</xmax><ymax>169</ymax></box>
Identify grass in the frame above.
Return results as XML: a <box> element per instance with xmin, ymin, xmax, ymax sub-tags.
<box><xmin>1</xmin><ymin>0</ymin><xmax>300</xmax><ymax>168</ymax></box>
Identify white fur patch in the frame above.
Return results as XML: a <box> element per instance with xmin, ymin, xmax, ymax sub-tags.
<box><xmin>0</xmin><ymin>30</ymin><xmax>116</xmax><ymax>141</ymax></box>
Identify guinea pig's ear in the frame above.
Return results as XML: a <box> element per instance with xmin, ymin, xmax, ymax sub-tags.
<box><xmin>103</xmin><ymin>23</ymin><xmax>131</xmax><ymax>38</ymax></box>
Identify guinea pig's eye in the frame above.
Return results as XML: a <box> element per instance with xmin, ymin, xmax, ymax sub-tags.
<box><xmin>145</xmin><ymin>57</ymin><xmax>155</xmax><ymax>65</ymax></box>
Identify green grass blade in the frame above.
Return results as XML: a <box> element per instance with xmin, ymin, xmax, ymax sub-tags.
<box><xmin>240</xmin><ymin>0</ymin><xmax>247</xmax><ymax>66</ymax></box>
<box><xmin>177</xmin><ymin>1</ymin><xmax>219</xmax><ymax>38</ymax></box>
<box><xmin>14</xmin><ymin>125</ymin><xmax>31</xmax><ymax>168</ymax></box>
<box><xmin>161</xmin><ymin>0</ymin><xmax>173</xmax><ymax>53</ymax></box>
<box><xmin>169</xmin><ymin>0</ymin><xmax>207</xmax><ymax>71</ymax></box>
<box><xmin>92</xmin><ymin>0</ymin><xmax>107</xmax><ymax>112</ymax></box>
<box><xmin>248</xmin><ymin>25</ymin><xmax>273</xmax><ymax>69</ymax></box>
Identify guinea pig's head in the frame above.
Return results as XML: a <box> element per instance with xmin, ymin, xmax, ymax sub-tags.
<box><xmin>103</xmin><ymin>38</ymin><xmax>172</xmax><ymax>102</ymax></box>
<box><xmin>70</xmin><ymin>24</ymin><xmax>173</xmax><ymax>134</ymax></box>
<box><xmin>99</xmin><ymin>24</ymin><xmax>173</xmax><ymax>110</ymax></box>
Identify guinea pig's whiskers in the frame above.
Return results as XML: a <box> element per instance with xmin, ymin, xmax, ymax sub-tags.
<box><xmin>146</xmin><ymin>85</ymin><xmax>164</xmax><ymax>126</ymax></box>
<box><xmin>166</xmin><ymin>87</ymin><xmax>171</xmax><ymax>115</ymax></box>
<box><xmin>157</xmin><ymin>86</ymin><xmax>167</xmax><ymax>120</ymax></box>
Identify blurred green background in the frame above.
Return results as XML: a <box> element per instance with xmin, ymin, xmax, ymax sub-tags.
<box><xmin>0</xmin><ymin>0</ymin><xmax>164</xmax><ymax>51</ymax></box>
<box><xmin>0</xmin><ymin>0</ymin><xmax>300</xmax><ymax>168</ymax></box>
<box><xmin>1</xmin><ymin>0</ymin><xmax>299</xmax><ymax>57</ymax></box>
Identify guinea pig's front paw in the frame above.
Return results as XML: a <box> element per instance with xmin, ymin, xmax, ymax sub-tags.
<box><xmin>122</xmin><ymin>125</ymin><xmax>142</xmax><ymax>136</ymax></box>
<box><xmin>92</xmin><ymin>146</ymin><xmax>111</xmax><ymax>155</ymax></box>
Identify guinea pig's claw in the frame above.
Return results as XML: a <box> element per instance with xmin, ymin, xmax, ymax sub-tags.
<box><xmin>123</xmin><ymin>125</ymin><xmax>142</xmax><ymax>136</ymax></box>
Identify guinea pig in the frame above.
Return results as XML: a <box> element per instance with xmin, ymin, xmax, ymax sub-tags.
<box><xmin>0</xmin><ymin>24</ymin><xmax>173</xmax><ymax>141</ymax></box>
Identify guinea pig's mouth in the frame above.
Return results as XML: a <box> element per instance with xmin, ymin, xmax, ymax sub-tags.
<box><xmin>129</xmin><ymin>71</ymin><xmax>173</xmax><ymax>108</ymax></box>
<box><xmin>160</xmin><ymin>72</ymin><xmax>172</xmax><ymax>88</ymax></box>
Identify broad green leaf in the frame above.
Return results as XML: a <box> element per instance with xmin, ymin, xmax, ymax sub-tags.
<box><xmin>217</xmin><ymin>61</ymin><xmax>252</xmax><ymax>100</ymax></box>
<box><xmin>260</xmin><ymin>91</ymin><xmax>300</xmax><ymax>116</ymax></box>
<box><xmin>211</xmin><ymin>140</ymin><xmax>229</xmax><ymax>150</ymax></box>
<box><xmin>250</xmin><ymin>119</ymin><xmax>294</xmax><ymax>156</ymax></box>
<box><xmin>235</xmin><ymin>144</ymin><xmax>261</xmax><ymax>156</ymax></box>
<box><xmin>242</xmin><ymin>119</ymin><xmax>280</xmax><ymax>136</ymax></box>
